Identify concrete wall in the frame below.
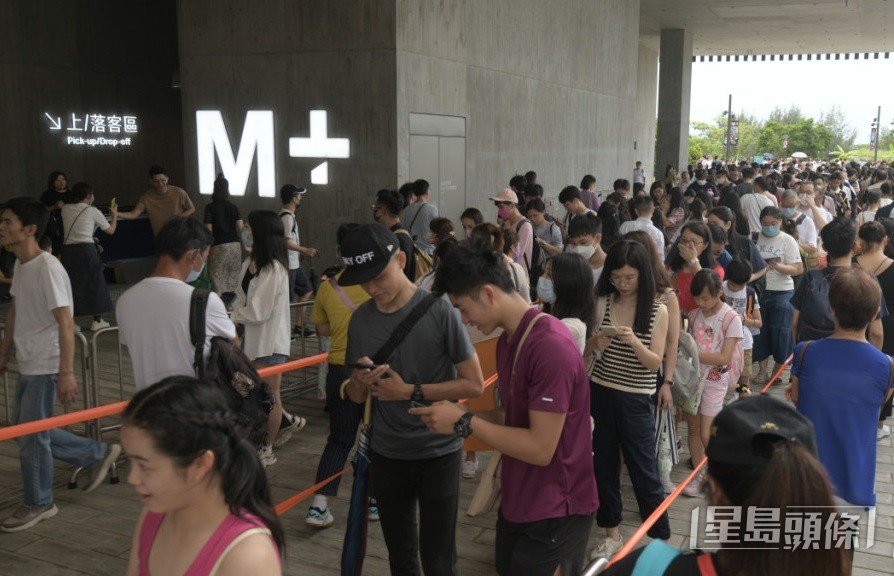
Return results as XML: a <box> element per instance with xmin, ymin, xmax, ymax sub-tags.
<box><xmin>0</xmin><ymin>0</ymin><xmax>183</xmax><ymax>204</ymax></box>
<box><xmin>177</xmin><ymin>0</ymin><xmax>398</xmax><ymax>269</ymax></box>
<box><xmin>396</xmin><ymin>0</ymin><xmax>643</xmax><ymax>216</ymax></box>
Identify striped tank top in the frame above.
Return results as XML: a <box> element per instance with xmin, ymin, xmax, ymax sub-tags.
<box><xmin>590</xmin><ymin>295</ymin><xmax>665</xmax><ymax>395</ymax></box>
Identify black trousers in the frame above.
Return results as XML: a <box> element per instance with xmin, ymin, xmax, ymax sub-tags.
<box><xmin>313</xmin><ymin>364</ymin><xmax>363</xmax><ymax>496</ymax></box>
<box><xmin>592</xmin><ymin>383</ymin><xmax>671</xmax><ymax>539</ymax></box>
<box><xmin>369</xmin><ymin>449</ymin><xmax>461</xmax><ymax>576</ymax></box>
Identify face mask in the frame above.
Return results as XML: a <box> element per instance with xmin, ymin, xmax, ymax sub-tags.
<box><xmin>186</xmin><ymin>252</ymin><xmax>206</xmax><ymax>283</ymax></box>
<box><xmin>571</xmin><ymin>244</ymin><xmax>596</xmax><ymax>260</ymax></box>
<box><xmin>781</xmin><ymin>207</ymin><xmax>797</xmax><ymax>218</ymax></box>
<box><xmin>537</xmin><ymin>277</ymin><xmax>556</xmax><ymax>303</ymax></box>
<box><xmin>696</xmin><ymin>179</ymin><xmax>707</xmax><ymax>185</ymax></box>
<box><xmin>762</xmin><ymin>226</ymin><xmax>780</xmax><ymax>238</ymax></box>
<box><xmin>241</xmin><ymin>229</ymin><xmax>253</xmax><ymax>248</ymax></box>
<box><xmin>497</xmin><ymin>207</ymin><xmax>511</xmax><ymax>220</ymax></box>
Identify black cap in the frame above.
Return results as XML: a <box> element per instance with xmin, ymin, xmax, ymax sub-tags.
<box><xmin>279</xmin><ymin>184</ymin><xmax>306</xmax><ymax>204</ymax></box>
<box><xmin>338</xmin><ymin>224</ymin><xmax>400</xmax><ymax>286</ymax></box>
<box><xmin>706</xmin><ymin>395</ymin><xmax>817</xmax><ymax>469</ymax></box>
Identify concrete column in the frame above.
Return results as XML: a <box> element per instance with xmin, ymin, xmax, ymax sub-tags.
<box><xmin>655</xmin><ymin>29</ymin><xmax>693</xmax><ymax>179</ymax></box>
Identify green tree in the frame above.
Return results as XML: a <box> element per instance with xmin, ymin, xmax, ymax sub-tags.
<box><xmin>819</xmin><ymin>106</ymin><xmax>857</xmax><ymax>151</ymax></box>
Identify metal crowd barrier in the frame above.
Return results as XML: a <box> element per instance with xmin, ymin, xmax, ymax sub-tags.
<box><xmin>284</xmin><ymin>300</ymin><xmax>323</xmax><ymax>398</ymax></box>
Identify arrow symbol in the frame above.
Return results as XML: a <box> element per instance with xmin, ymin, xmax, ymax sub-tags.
<box><xmin>44</xmin><ymin>113</ymin><xmax>62</xmax><ymax>130</ymax></box>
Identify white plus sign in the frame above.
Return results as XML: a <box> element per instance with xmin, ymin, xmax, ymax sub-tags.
<box><xmin>289</xmin><ymin>110</ymin><xmax>350</xmax><ymax>185</ymax></box>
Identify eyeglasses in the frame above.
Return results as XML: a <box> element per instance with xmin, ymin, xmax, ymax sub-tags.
<box><xmin>609</xmin><ymin>273</ymin><xmax>639</xmax><ymax>286</ymax></box>
<box><xmin>679</xmin><ymin>237</ymin><xmax>703</xmax><ymax>246</ymax></box>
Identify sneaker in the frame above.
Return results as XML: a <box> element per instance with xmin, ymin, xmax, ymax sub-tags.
<box><xmin>305</xmin><ymin>506</ymin><xmax>335</xmax><ymax>529</ymax></box>
<box><xmin>462</xmin><ymin>459</ymin><xmax>478</xmax><ymax>479</ymax></box>
<box><xmin>83</xmin><ymin>443</ymin><xmax>121</xmax><ymax>493</ymax></box>
<box><xmin>682</xmin><ymin>475</ymin><xmax>705</xmax><ymax>497</ymax></box>
<box><xmin>73</xmin><ymin>324</ymin><xmax>81</xmax><ymax>334</ymax></box>
<box><xmin>0</xmin><ymin>504</ymin><xmax>58</xmax><ymax>533</ymax></box>
<box><xmin>368</xmin><ymin>501</ymin><xmax>380</xmax><ymax>522</ymax></box>
<box><xmin>90</xmin><ymin>319</ymin><xmax>110</xmax><ymax>331</ymax></box>
<box><xmin>259</xmin><ymin>445</ymin><xmax>277</xmax><ymax>468</ymax></box>
<box><xmin>589</xmin><ymin>535</ymin><xmax>624</xmax><ymax>561</ymax></box>
<box><xmin>878</xmin><ymin>424</ymin><xmax>891</xmax><ymax>441</ymax></box>
<box><xmin>661</xmin><ymin>479</ymin><xmax>676</xmax><ymax>495</ymax></box>
<box><xmin>273</xmin><ymin>415</ymin><xmax>307</xmax><ymax>448</ymax></box>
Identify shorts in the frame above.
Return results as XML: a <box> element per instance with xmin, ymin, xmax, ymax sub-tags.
<box><xmin>288</xmin><ymin>267</ymin><xmax>312</xmax><ymax>299</ymax></box>
<box><xmin>740</xmin><ymin>348</ymin><xmax>753</xmax><ymax>382</ymax></box>
<box><xmin>699</xmin><ymin>379</ymin><xmax>727</xmax><ymax>417</ymax></box>
<box><xmin>495</xmin><ymin>511</ymin><xmax>593</xmax><ymax>576</ymax></box>
<box><xmin>254</xmin><ymin>353</ymin><xmax>288</xmax><ymax>366</ymax></box>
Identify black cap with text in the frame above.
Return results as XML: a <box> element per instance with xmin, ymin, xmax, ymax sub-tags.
<box><xmin>338</xmin><ymin>223</ymin><xmax>400</xmax><ymax>286</ymax></box>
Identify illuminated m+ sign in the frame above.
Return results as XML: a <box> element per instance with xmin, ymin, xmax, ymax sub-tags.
<box><xmin>196</xmin><ymin>110</ymin><xmax>350</xmax><ymax>197</ymax></box>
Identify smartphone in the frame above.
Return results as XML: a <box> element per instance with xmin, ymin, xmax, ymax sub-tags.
<box><xmin>764</xmin><ymin>257</ymin><xmax>780</xmax><ymax>264</ymax></box>
<box><xmin>110</xmin><ymin>197</ymin><xmax>117</xmax><ymax>209</ymax></box>
<box><xmin>347</xmin><ymin>362</ymin><xmax>380</xmax><ymax>370</ymax></box>
<box><xmin>410</xmin><ymin>400</ymin><xmax>427</xmax><ymax>409</ymax></box>
<box><xmin>600</xmin><ymin>326</ymin><xmax>620</xmax><ymax>337</ymax></box>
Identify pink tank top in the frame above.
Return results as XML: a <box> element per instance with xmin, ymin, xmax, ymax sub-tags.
<box><xmin>138</xmin><ymin>510</ymin><xmax>273</xmax><ymax>575</ymax></box>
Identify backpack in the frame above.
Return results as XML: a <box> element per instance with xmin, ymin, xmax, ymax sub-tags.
<box><xmin>515</xmin><ymin>218</ymin><xmax>544</xmax><ymax>299</ymax></box>
<box><xmin>630</xmin><ymin>539</ymin><xmax>718</xmax><ymax>576</ymax></box>
<box><xmin>671</xmin><ymin>331</ymin><xmax>702</xmax><ymax>415</ymax></box>
<box><xmin>395</xmin><ymin>228</ymin><xmax>433</xmax><ymax>281</ymax></box>
<box><xmin>190</xmin><ymin>289</ymin><xmax>275</xmax><ymax>449</ymax></box>
<box><xmin>795</xmin><ymin>269</ymin><xmax>835</xmax><ymax>342</ymax></box>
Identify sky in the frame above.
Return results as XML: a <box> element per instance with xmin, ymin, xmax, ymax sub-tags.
<box><xmin>689</xmin><ymin>57</ymin><xmax>893</xmax><ymax>143</ymax></box>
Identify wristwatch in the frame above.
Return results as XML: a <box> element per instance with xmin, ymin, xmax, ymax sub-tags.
<box><xmin>454</xmin><ymin>412</ymin><xmax>474</xmax><ymax>438</ymax></box>
<box><xmin>411</xmin><ymin>383</ymin><xmax>425</xmax><ymax>403</ymax></box>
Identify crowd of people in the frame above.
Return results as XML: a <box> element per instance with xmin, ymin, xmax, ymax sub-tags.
<box><xmin>0</xmin><ymin>157</ymin><xmax>892</xmax><ymax>575</ymax></box>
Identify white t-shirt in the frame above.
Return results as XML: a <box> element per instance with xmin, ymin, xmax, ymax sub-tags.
<box><xmin>721</xmin><ymin>281</ymin><xmax>760</xmax><ymax>349</ymax></box>
<box><xmin>116</xmin><ymin>277</ymin><xmax>236</xmax><ymax>390</ymax></box>
<box><xmin>559</xmin><ymin>317</ymin><xmax>586</xmax><ymax>354</ymax></box>
<box><xmin>794</xmin><ymin>214</ymin><xmax>818</xmax><ymax>250</ymax></box>
<box><xmin>9</xmin><ymin>252</ymin><xmax>73</xmax><ymax>375</ymax></box>
<box><xmin>740</xmin><ymin>193</ymin><xmax>774</xmax><ymax>234</ymax></box>
<box><xmin>756</xmin><ymin>231</ymin><xmax>802</xmax><ymax>291</ymax></box>
<box><xmin>61</xmin><ymin>203</ymin><xmax>109</xmax><ymax>245</ymax></box>
<box><xmin>281</xmin><ymin>209</ymin><xmax>301</xmax><ymax>270</ymax></box>
<box><xmin>618</xmin><ymin>217</ymin><xmax>665</xmax><ymax>255</ymax></box>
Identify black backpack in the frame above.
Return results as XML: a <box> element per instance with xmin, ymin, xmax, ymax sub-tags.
<box><xmin>795</xmin><ymin>269</ymin><xmax>835</xmax><ymax>342</ymax></box>
<box><xmin>190</xmin><ymin>289</ymin><xmax>275</xmax><ymax>448</ymax></box>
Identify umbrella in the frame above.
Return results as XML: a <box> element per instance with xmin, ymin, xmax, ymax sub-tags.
<box><xmin>791</xmin><ymin>152</ymin><xmax>808</xmax><ymax>159</ymax></box>
<box><xmin>341</xmin><ymin>397</ymin><xmax>372</xmax><ymax>576</ymax></box>
<box><xmin>753</xmin><ymin>155</ymin><xmax>765</xmax><ymax>163</ymax></box>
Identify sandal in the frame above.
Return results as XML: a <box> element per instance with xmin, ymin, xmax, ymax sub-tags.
<box><xmin>753</xmin><ymin>372</ymin><xmax>770</xmax><ymax>387</ymax></box>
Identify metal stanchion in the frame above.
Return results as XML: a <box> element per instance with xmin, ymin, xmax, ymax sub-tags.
<box><xmin>284</xmin><ymin>300</ymin><xmax>321</xmax><ymax>398</ymax></box>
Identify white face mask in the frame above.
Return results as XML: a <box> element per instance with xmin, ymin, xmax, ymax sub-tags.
<box><xmin>571</xmin><ymin>244</ymin><xmax>596</xmax><ymax>260</ymax></box>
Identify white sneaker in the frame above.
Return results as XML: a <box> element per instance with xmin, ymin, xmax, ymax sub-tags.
<box><xmin>305</xmin><ymin>506</ymin><xmax>335</xmax><ymax>529</ymax></box>
<box><xmin>368</xmin><ymin>500</ymin><xmax>379</xmax><ymax>522</ymax></box>
<box><xmin>258</xmin><ymin>445</ymin><xmax>277</xmax><ymax>468</ymax></box>
<box><xmin>90</xmin><ymin>319</ymin><xmax>110</xmax><ymax>331</ymax></box>
<box><xmin>462</xmin><ymin>459</ymin><xmax>478</xmax><ymax>479</ymax></box>
<box><xmin>590</xmin><ymin>535</ymin><xmax>624</xmax><ymax>561</ymax></box>
<box><xmin>682</xmin><ymin>474</ymin><xmax>705</xmax><ymax>497</ymax></box>
<box><xmin>274</xmin><ymin>414</ymin><xmax>307</xmax><ymax>448</ymax></box>
<box><xmin>878</xmin><ymin>424</ymin><xmax>891</xmax><ymax>441</ymax></box>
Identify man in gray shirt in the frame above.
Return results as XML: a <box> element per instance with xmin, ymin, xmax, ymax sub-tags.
<box><xmin>340</xmin><ymin>223</ymin><xmax>484</xmax><ymax>576</ymax></box>
<box><xmin>401</xmin><ymin>179</ymin><xmax>439</xmax><ymax>254</ymax></box>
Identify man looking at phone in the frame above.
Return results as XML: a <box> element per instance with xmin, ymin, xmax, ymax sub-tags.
<box><xmin>411</xmin><ymin>241</ymin><xmax>598</xmax><ymax>576</ymax></box>
<box><xmin>341</xmin><ymin>223</ymin><xmax>484</xmax><ymax>576</ymax></box>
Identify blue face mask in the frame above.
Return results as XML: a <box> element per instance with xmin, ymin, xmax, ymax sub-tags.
<box><xmin>537</xmin><ymin>277</ymin><xmax>556</xmax><ymax>304</ymax></box>
<box><xmin>186</xmin><ymin>252</ymin><xmax>206</xmax><ymax>283</ymax></box>
<box><xmin>781</xmin><ymin>207</ymin><xmax>797</xmax><ymax>218</ymax></box>
<box><xmin>241</xmin><ymin>229</ymin><xmax>253</xmax><ymax>248</ymax></box>
<box><xmin>762</xmin><ymin>226</ymin><xmax>780</xmax><ymax>238</ymax></box>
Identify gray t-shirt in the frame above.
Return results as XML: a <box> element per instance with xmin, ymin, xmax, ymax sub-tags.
<box><xmin>534</xmin><ymin>220</ymin><xmax>563</xmax><ymax>250</ymax></box>
<box><xmin>401</xmin><ymin>202</ymin><xmax>439</xmax><ymax>254</ymax></box>
<box><xmin>346</xmin><ymin>288</ymin><xmax>475</xmax><ymax>459</ymax></box>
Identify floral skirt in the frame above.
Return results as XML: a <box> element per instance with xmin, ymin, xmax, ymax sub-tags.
<box><xmin>209</xmin><ymin>242</ymin><xmax>242</xmax><ymax>295</ymax></box>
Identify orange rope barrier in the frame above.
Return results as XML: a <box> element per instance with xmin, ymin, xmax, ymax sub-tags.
<box><xmin>275</xmin><ymin>468</ymin><xmax>351</xmax><ymax>516</ymax></box>
<box><xmin>608</xmin><ymin>354</ymin><xmax>794</xmax><ymax>567</ymax></box>
<box><xmin>256</xmin><ymin>353</ymin><xmax>329</xmax><ymax>378</ymax></box>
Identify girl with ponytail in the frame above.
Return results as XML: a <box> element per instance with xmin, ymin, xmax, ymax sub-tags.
<box><xmin>123</xmin><ymin>376</ymin><xmax>283</xmax><ymax>576</ymax></box>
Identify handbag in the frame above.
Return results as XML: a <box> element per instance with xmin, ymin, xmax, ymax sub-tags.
<box><xmin>672</xmin><ymin>331</ymin><xmax>702</xmax><ymax>415</ymax></box>
<box><xmin>467</xmin><ymin>313</ymin><xmax>545</xmax><ymax>517</ymax></box>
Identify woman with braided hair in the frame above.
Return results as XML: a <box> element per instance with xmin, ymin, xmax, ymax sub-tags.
<box><xmin>123</xmin><ymin>376</ymin><xmax>283</xmax><ymax>576</ymax></box>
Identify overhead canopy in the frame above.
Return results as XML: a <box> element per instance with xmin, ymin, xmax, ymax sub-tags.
<box><xmin>640</xmin><ymin>0</ymin><xmax>894</xmax><ymax>56</ymax></box>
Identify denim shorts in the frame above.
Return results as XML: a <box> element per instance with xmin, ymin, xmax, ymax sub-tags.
<box><xmin>254</xmin><ymin>353</ymin><xmax>288</xmax><ymax>366</ymax></box>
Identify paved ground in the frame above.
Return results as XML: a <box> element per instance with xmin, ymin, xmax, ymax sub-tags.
<box><xmin>0</xmin><ymin>308</ymin><xmax>891</xmax><ymax>574</ymax></box>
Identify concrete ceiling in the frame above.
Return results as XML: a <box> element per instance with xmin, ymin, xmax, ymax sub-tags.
<box><xmin>640</xmin><ymin>0</ymin><xmax>894</xmax><ymax>55</ymax></box>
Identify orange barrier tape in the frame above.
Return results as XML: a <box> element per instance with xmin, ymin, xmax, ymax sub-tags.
<box><xmin>460</xmin><ymin>373</ymin><xmax>498</xmax><ymax>404</ymax></box>
<box><xmin>0</xmin><ymin>354</ymin><xmax>331</xmax><ymax>443</ymax></box>
<box><xmin>0</xmin><ymin>400</ymin><xmax>129</xmax><ymax>443</ymax></box>
<box><xmin>275</xmin><ymin>468</ymin><xmax>351</xmax><ymax>516</ymax></box>
<box><xmin>608</xmin><ymin>355</ymin><xmax>794</xmax><ymax>566</ymax></box>
<box><xmin>257</xmin><ymin>353</ymin><xmax>329</xmax><ymax>378</ymax></box>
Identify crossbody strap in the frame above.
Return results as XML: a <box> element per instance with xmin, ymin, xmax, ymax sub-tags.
<box><xmin>371</xmin><ymin>292</ymin><xmax>438</xmax><ymax>365</ymax></box>
<box><xmin>63</xmin><ymin>205</ymin><xmax>91</xmax><ymax>245</ymax></box>
<box><xmin>511</xmin><ymin>313</ymin><xmax>546</xmax><ymax>383</ymax></box>
<box><xmin>328</xmin><ymin>277</ymin><xmax>357</xmax><ymax>312</ymax></box>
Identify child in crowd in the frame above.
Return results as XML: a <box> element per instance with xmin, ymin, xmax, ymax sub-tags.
<box><xmin>721</xmin><ymin>259</ymin><xmax>761</xmax><ymax>399</ymax></box>
<box><xmin>683</xmin><ymin>269</ymin><xmax>743</xmax><ymax>497</ymax></box>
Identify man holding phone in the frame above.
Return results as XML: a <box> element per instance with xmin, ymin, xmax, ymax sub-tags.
<box><xmin>340</xmin><ymin>224</ymin><xmax>484</xmax><ymax>576</ymax></box>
